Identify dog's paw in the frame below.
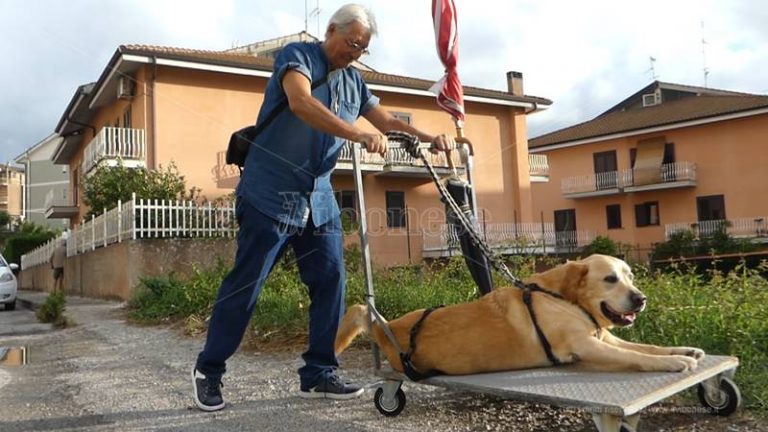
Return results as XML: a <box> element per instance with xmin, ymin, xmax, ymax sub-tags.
<box><xmin>670</xmin><ymin>347</ymin><xmax>705</xmax><ymax>360</ymax></box>
<box><xmin>666</xmin><ymin>355</ymin><xmax>698</xmax><ymax>372</ymax></box>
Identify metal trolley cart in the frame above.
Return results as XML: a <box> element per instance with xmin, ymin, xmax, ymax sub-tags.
<box><xmin>348</xmin><ymin>137</ymin><xmax>741</xmax><ymax>432</ymax></box>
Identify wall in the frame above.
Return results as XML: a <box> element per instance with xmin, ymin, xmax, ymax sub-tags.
<box><xmin>19</xmin><ymin>238</ymin><xmax>236</xmax><ymax>300</ymax></box>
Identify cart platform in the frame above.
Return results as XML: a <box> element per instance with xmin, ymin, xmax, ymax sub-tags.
<box><xmin>372</xmin><ymin>355</ymin><xmax>739</xmax><ymax>431</ymax></box>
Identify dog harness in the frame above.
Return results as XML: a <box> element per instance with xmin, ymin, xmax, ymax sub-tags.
<box><xmin>523</xmin><ymin>283</ymin><xmax>601</xmax><ymax>366</ymax></box>
<box><xmin>400</xmin><ymin>306</ymin><xmax>446</xmax><ymax>381</ymax></box>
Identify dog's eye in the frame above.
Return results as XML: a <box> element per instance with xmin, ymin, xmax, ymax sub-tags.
<box><xmin>604</xmin><ymin>275</ymin><xmax>619</xmax><ymax>284</ymax></box>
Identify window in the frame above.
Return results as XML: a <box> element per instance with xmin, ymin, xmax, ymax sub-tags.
<box><xmin>334</xmin><ymin>190</ymin><xmax>357</xmax><ymax>222</ymax></box>
<box><xmin>385</xmin><ymin>191</ymin><xmax>406</xmax><ymax>228</ymax></box>
<box><xmin>593</xmin><ymin>150</ymin><xmax>618</xmax><ymax>189</ymax></box>
<box><xmin>390</xmin><ymin>111</ymin><xmax>412</xmax><ymax>125</ymax></box>
<box><xmin>123</xmin><ymin>106</ymin><xmax>132</xmax><ymax>129</ymax></box>
<box><xmin>635</xmin><ymin>201</ymin><xmax>659</xmax><ymax>227</ymax></box>
<box><xmin>606</xmin><ymin>204</ymin><xmax>622</xmax><ymax>229</ymax></box>
<box><xmin>697</xmin><ymin>195</ymin><xmax>726</xmax><ymax>221</ymax></box>
<box><xmin>554</xmin><ymin>208</ymin><xmax>577</xmax><ymax>247</ymax></box>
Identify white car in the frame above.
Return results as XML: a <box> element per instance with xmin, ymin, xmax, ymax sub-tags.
<box><xmin>0</xmin><ymin>253</ymin><xmax>19</xmax><ymax>311</ymax></box>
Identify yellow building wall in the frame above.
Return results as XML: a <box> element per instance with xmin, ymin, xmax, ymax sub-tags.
<box><xmin>531</xmin><ymin>114</ymin><xmax>768</xmax><ymax>255</ymax></box>
<box><xmin>68</xmin><ymin>63</ymin><xmax>533</xmax><ymax>266</ymax></box>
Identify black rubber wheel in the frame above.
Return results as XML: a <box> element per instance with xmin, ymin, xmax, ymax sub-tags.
<box><xmin>697</xmin><ymin>377</ymin><xmax>741</xmax><ymax>416</ymax></box>
<box><xmin>373</xmin><ymin>387</ymin><xmax>406</xmax><ymax>417</ymax></box>
<box><xmin>5</xmin><ymin>300</ymin><xmax>15</xmax><ymax>311</ymax></box>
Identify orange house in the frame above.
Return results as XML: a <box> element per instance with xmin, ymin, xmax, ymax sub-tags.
<box><xmin>529</xmin><ymin>81</ymin><xmax>768</xmax><ymax>260</ymax></box>
<box><xmin>48</xmin><ymin>34</ymin><xmax>551</xmax><ymax>266</ymax></box>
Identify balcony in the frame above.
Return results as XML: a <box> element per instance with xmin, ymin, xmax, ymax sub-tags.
<box><xmin>665</xmin><ymin>217</ymin><xmax>768</xmax><ymax>241</ymax></box>
<box><xmin>562</xmin><ymin>162</ymin><xmax>696</xmax><ymax>199</ymax></box>
<box><xmin>212</xmin><ymin>151</ymin><xmax>241</xmax><ymax>189</ymax></box>
<box><xmin>529</xmin><ymin>154</ymin><xmax>549</xmax><ymax>183</ymax></box>
<box><xmin>333</xmin><ymin>141</ymin><xmax>465</xmax><ymax>178</ymax></box>
<box><xmin>562</xmin><ymin>171</ymin><xmax>621</xmax><ymax>198</ymax></box>
<box><xmin>211</xmin><ymin>141</ymin><xmax>467</xmax><ymax>190</ymax></box>
<box><xmin>423</xmin><ymin>222</ymin><xmax>594</xmax><ymax>257</ymax></box>
<box><xmin>81</xmin><ymin>127</ymin><xmax>146</xmax><ymax>175</ymax></box>
<box><xmin>622</xmin><ymin>162</ymin><xmax>697</xmax><ymax>192</ymax></box>
<box><xmin>44</xmin><ymin>189</ymin><xmax>78</xmax><ymax>219</ymax></box>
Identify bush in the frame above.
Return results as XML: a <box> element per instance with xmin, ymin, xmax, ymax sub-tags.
<box><xmin>83</xmin><ymin>160</ymin><xmax>189</xmax><ymax>218</ymax></box>
<box><xmin>3</xmin><ymin>231</ymin><xmax>57</xmax><ymax>265</ymax></box>
<box><xmin>582</xmin><ymin>236</ymin><xmax>618</xmax><ymax>257</ymax></box>
<box><xmin>616</xmin><ymin>261</ymin><xmax>768</xmax><ymax>411</ymax></box>
<box><xmin>36</xmin><ymin>291</ymin><xmax>68</xmax><ymax>327</ymax></box>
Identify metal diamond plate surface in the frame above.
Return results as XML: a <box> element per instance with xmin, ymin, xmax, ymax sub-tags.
<box><xmin>422</xmin><ymin>355</ymin><xmax>738</xmax><ymax>416</ymax></box>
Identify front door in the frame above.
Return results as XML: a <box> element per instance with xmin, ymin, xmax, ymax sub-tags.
<box><xmin>554</xmin><ymin>209</ymin><xmax>577</xmax><ymax>249</ymax></box>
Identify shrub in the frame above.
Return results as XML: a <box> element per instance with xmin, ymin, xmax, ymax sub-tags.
<box><xmin>616</xmin><ymin>261</ymin><xmax>768</xmax><ymax>411</ymax></box>
<box><xmin>582</xmin><ymin>236</ymin><xmax>618</xmax><ymax>257</ymax></box>
<box><xmin>83</xmin><ymin>160</ymin><xmax>188</xmax><ymax>218</ymax></box>
<box><xmin>2</xmin><ymin>222</ymin><xmax>58</xmax><ymax>265</ymax></box>
<box><xmin>36</xmin><ymin>291</ymin><xmax>68</xmax><ymax>327</ymax></box>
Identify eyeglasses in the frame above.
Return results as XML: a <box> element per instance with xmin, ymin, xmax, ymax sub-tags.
<box><xmin>345</xmin><ymin>39</ymin><xmax>370</xmax><ymax>55</ymax></box>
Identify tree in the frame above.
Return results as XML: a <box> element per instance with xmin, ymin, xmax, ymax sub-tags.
<box><xmin>83</xmin><ymin>160</ymin><xmax>188</xmax><ymax>217</ymax></box>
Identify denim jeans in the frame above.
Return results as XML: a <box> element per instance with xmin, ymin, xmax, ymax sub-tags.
<box><xmin>196</xmin><ymin>197</ymin><xmax>346</xmax><ymax>388</ymax></box>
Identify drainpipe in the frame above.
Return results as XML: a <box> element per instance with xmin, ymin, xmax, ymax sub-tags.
<box><xmin>149</xmin><ymin>56</ymin><xmax>158</xmax><ymax>170</ymax></box>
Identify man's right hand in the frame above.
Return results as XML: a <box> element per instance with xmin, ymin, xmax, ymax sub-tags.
<box><xmin>356</xmin><ymin>133</ymin><xmax>388</xmax><ymax>156</ymax></box>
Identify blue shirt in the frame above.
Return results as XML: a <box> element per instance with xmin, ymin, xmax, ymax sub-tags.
<box><xmin>237</xmin><ymin>42</ymin><xmax>379</xmax><ymax>227</ymax></box>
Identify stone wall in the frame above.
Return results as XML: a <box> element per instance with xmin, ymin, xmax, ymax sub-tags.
<box><xmin>19</xmin><ymin>238</ymin><xmax>236</xmax><ymax>300</ymax></box>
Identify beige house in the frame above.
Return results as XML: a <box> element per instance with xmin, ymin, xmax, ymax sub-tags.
<box><xmin>47</xmin><ymin>34</ymin><xmax>552</xmax><ymax>266</ymax></box>
<box><xmin>529</xmin><ymin>81</ymin><xmax>768</xmax><ymax>260</ymax></box>
<box><xmin>0</xmin><ymin>164</ymin><xmax>24</xmax><ymax>226</ymax></box>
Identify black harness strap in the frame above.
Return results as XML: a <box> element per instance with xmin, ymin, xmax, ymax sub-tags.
<box><xmin>522</xmin><ymin>283</ymin><xmax>602</xmax><ymax>366</ymax></box>
<box><xmin>400</xmin><ymin>306</ymin><xmax>446</xmax><ymax>381</ymax></box>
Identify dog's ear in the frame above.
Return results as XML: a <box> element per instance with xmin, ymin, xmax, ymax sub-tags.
<box><xmin>529</xmin><ymin>261</ymin><xmax>588</xmax><ymax>297</ymax></box>
<box><xmin>557</xmin><ymin>261</ymin><xmax>589</xmax><ymax>302</ymax></box>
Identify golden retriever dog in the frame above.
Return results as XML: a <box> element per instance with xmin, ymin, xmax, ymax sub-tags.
<box><xmin>335</xmin><ymin>254</ymin><xmax>705</xmax><ymax>376</ymax></box>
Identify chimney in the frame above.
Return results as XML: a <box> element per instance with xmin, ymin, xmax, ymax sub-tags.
<box><xmin>506</xmin><ymin>71</ymin><xmax>524</xmax><ymax>96</ymax></box>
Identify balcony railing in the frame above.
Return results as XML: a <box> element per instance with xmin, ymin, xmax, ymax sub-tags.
<box><xmin>528</xmin><ymin>154</ymin><xmax>549</xmax><ymax>180</ymax></box>
<box><xmin>562</xmin><ymin>171</ymin><xmax>620</xmax><ymax>196</ymax></box>
<box><xmin>665</xmin><ymin>217</ymin><xmax>768</xmax><ymax>240</ymax></box>
<box><xmin>423</xmin><ymin>222</ymin><xmax>594</xmax><ymax>255</ymax></box>
<box><xmin>622</xmin><ymin>162</ymin><xmax>697</xmax><ymax>191</ymax></box>
<box><xmin>82</xmin><ymin>127</ymin><xmax>146</xmax><ymax>174</ymax></box>
<box><xmin>562</xmin><ymin>162</ymin><xmax>697</xmax><ymax>197</ymax></box>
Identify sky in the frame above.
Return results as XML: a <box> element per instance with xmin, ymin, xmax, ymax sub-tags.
<box><xmin>1</xmin><ymin>0</ymin><xmax>767</xmax><ymax>164</ymax></box>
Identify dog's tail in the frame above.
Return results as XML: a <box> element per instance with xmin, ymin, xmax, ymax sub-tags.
<box><xmin>335</xmin><ymin>304</ymin><xmax>376</xmax><ymax>355</ymax></box>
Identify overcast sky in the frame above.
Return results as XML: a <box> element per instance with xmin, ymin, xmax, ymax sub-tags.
<box><xmin>1</xmin><ymin>0</ymin><xmax>766</xmax><ymax>164</ymax></box>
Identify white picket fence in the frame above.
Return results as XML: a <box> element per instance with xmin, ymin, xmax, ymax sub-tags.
<box><xmin>423</xmin><ymin>222</ymin><xmax>594</xmax><ymax>252</ymax></box>
<box><xmin>21</xmin><ymin>193</ymin><xmax>236</xmax><ymax>270</ymax></box>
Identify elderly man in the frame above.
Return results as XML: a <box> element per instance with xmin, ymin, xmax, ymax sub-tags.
<box><xmin>192</xmin><ymin>3</ymin><xmax>455</xmax><ymax>411</ymax></box>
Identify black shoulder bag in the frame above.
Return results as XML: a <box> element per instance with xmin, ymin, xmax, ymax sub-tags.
<box><xmin>226</xmin><ymin>76</ymin><xmax>328</xmax><ymax>170</ymax></box>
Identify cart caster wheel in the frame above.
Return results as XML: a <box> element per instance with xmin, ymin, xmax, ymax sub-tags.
<box><xmin>374</xmin><ymin>387</ymin><xmax>406</xmax><ymax>417</ymax></box>
<box><xmin>697</xmin><ymin>376</ymin><xmax>741</xmax><ymax>416</ymax></box>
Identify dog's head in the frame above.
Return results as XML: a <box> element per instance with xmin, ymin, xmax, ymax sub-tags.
<box><xmin>528</xmin><ymin>254</ymin><xmax>646</xmax><ymax>329</ymax></box>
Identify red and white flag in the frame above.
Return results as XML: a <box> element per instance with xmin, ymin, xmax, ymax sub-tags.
<box><xmin>430</xmin><ymin>0</ymin><xmax>465</xmax><ymax>126</ymax></box>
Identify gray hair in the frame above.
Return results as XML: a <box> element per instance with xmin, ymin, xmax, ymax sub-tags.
<box><xmin>327</xmin><ymin>4</ymin><xmax>378</xmax><ymax>36</ymax></box>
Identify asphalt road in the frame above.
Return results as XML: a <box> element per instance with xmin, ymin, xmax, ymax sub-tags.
<box><xmin>0</xmin><ymin>292</ymin><xmax>765</xmax><ymax>431</ymax></box>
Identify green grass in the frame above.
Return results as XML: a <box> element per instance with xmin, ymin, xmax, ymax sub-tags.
<box><xmin>128</xmin><ymin>248</ymin><xmax>767</xmax><ymax>412</ymax></box>
<box><xmin>616</xmin><ymin>261</ymin><xmax>768</xmax><ymax>411</ymax></box>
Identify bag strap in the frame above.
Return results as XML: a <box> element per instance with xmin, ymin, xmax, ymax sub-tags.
<box><xmin>249</xmin><ymin>75</ymin><xmax>329</xmax><ymax>140</ymax></box>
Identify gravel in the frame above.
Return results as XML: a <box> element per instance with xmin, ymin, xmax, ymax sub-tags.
<box><xmin>0</xmin><ymin>298</ymin><xmax>765</xmax><ymax>431</ymax></box>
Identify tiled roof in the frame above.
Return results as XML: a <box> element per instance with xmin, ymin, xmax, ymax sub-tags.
<box><xmin>530</xmin><ymin>93</ymin><xmax>768</xmax><ymax>148</ymax></box>
<box><xmin>119</xmin><ymin>44</ymin><xmax>551</xmax><ymax>106</ymax></box>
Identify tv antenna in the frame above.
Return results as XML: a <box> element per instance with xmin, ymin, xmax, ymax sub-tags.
<box><xmin>305</xmin><ymin>0</ymin><xmax>321</xmax><ymax>36</ymax></box>
<box><xmin>701</xmin><ymin>21</ymin><xmax>710</xmax><ymax>87</ymax></box>
<box><xmin>647</xmin><ymin>56</ymin><xmax>659</xmax><ymax>81</ymax></box>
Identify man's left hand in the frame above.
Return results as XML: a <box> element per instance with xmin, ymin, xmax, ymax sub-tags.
<box><xmin>430</xmin><ymin>133</ymin><xmax>456</xmax><ymax>154</ymax></box>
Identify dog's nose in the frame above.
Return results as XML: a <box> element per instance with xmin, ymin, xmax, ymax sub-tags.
<box><xmin>630</xmin><ymin>292</ymin><xmax>647</xmax><ymax>309</ymax></box>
